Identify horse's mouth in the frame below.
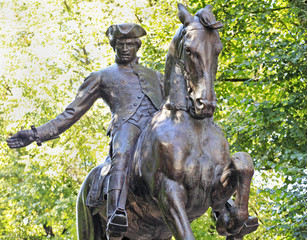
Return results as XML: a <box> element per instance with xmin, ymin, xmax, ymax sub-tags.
<box><xmin>189</xmin><ymin>99</ymin><xmax>216</xmax><ymax>119</ymax></box>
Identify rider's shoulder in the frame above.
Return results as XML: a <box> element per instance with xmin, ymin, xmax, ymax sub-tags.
<box><xmin>83</xmin><ymin>64</ymin><xmax>118</xmax><ymax>82</ymax></box>
<box><xmin>133</xmin><ymin>63</ymin><xmax>163</xmax><ymax>80</ymax></box>
<box><xmin>82</xmin><ymin>70</ymin><xmax>102</xmax><ymax>84</ymax></box>
<box><xmin>98</xmin><ymin>64</ymin><xmax>120</xmax><ymax>78</ymax></box>
<box><xmin>100</xmin><ymin>64</ymin><xmax>118</xmax><ymax>73</ymax></box>
<box><xmin>133</xmin><ymin>63</ymin><xmax>154</xmax><ymax>73</ymax></box>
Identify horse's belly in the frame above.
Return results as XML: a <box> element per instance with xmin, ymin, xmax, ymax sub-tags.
<box><xmin>124</xmin><ymin>195</ymin><xmax>173</xmax><ymax>239</ymax></box>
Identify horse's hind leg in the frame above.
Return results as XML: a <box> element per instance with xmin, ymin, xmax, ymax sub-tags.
<box><xmin>215</xmin><ymin>152</ymin><xmax>256</xmax><ymax>236</ymax></box>
<box><xmin>158</xmin><ymin>176</ymin><xmax>195</xmax><ymax>240</ymax></box>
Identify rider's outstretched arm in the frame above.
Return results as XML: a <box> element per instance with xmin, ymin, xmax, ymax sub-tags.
<box><xmin>6</xmin><ymin>72</ymin><xmax>101</xmax><ymax>148</ymax></box>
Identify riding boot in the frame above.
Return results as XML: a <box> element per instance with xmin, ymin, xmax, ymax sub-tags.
<box><xmin>106</xmin><ymin>172</ymin><xmax>128</xmax><ymax>236</ymax></box>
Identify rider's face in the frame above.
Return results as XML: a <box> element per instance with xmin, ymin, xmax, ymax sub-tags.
<box><xmin>115</xmin><ymin>38</ymin><xmax>138</xmax><ymax>64</ymax></box>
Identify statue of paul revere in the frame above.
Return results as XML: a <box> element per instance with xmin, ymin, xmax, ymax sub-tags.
<box><xmin>6</xmin><ymin>23</ymin><xmax>164</xmax><ymax>238</ymax></box>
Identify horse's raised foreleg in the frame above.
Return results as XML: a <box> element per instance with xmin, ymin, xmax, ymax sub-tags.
<box><xmin>215</xmin><ymin>152</ymin><xmax>256</xmax><ymax>236</ymax></box>
<box><xmin>158</xmin><ymin>176</ymin><xmax>195</xmax><ymax>240</ymax></box>
<box><xmin>231</xmin><ymin>152</ymin><xmax>254</xmax><ymax>224</ymax></box>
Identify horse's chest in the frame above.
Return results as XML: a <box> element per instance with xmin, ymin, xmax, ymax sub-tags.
<box><xmin>161</xmin><ymin>124</ymin><xmax>219</xmax><ymax>188</ymax></box>
<box><xmin>182</xmin><ymin>146</ymin><xmax>216</xmax><ymax>188</ymax></box>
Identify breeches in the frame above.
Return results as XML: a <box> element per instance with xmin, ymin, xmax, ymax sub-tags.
<box><xmin>110</xmin><ymin>122</ymin><xmax>142</xmax><ymax>173</ymax></box>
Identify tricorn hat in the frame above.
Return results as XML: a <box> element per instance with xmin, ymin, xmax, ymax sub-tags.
<box><xmin>106</xmin><ymin>23</ymin><xmax>147</xmax><ymax>41</ymax></box>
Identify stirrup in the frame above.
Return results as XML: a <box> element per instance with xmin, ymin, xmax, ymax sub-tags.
<box><xmin>107</xmin><ymin>208</ymin><xmax>128</xmax><ymax>233</ymax></box>
<box><xmin>239</xmin><ymin>216</ymin><xmax>259</xmax><ymax>236</ymax></box>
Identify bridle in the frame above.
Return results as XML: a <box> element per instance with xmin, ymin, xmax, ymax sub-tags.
<box><xmin>165</xmin><ymin>27</ymin><xmax>206</xmax><ymax>114</ymax></box>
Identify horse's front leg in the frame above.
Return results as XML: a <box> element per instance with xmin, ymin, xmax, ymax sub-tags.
<box><xmin>158</xmin><ymin>175</ymin><xmax>195</xmax><ymax>240</ymax></box>
<box><xmin>215</xmin><ymin>152</ymin><xmax>256</xmax><ymax>236</ymax></box>
<box><xmin>230</xmin><ymin>152</ymin><xmax>254</xmax><ymax>229</ymax></box>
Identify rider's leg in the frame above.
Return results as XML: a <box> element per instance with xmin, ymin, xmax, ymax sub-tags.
<box><xmin>107</xmin><ymin>171</ymin><xmax>126</xmax><ymax>217</ymax></box>
<box><xmin>107</xmin><ymin>123</ymin><xmax>141</xmax><ymax>235</ymax></box>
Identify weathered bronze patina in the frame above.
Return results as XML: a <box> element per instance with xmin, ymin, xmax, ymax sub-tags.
<box><xmin>78</xmin><ymin>4</ymin><xmax>259</xmax><ymax>240</ymax></box>
<box><xmin>7</xmin><ymin>3</ymin><xmax>258</xmax><ymax>240</ymax></box>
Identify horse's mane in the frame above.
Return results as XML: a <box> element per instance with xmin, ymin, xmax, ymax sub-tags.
<box><xmin>164</xmin><ymin>25</ymin><xmax>186</xmax><ymax>98</ymax></box>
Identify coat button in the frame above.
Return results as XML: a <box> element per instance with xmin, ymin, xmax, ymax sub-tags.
<box><xmin>133</xmin><ymin>103</ymin><xmax>137</xmax><ymax>106</ymax></box>
<box><xmin>137</xmin><ymin>95</ymin><xmax>142</xmax><ymax>99</ymax></box>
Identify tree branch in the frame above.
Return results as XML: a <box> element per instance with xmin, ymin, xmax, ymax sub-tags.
<box><xmin>4</xmin><ymin>85</ymin><xmax>13</xmax><ymax>95</ymax></box>
<box><xmin>218</xmin><ymin>78</ymin><xmax>259</xmax><ymax>82</ymax></box>
<box><xmin>276</xmin><ymin>17</ymin><xmax>297</xmax><ymax>42</ymax></box>
<box><xmin>43</xmin><ymin>223</ymin><xmax>55</xmax><ymax>237</ymax></box>
<box><xmin>82</xmin><ymin>46</ymin><xmax>90</xmax><ymax>65</ymax></box>
<box><xmin>62</xmin><ymin>227</ymin><xmax>68</xmax><ymax>235</ymax></box>
<box><xmin>262</xmin><ymin>7</ymin><xmax>290</xmax><ymax>13</ymax></box>
<box><xmin>63</xmin><ymin>0</ymin><xmax>71</xmax><ymax>13</ymax></box>
<box><xmin>135</xmin><ymin>12</ymin><xmax>143</xmax><ymax>24</ymax></box>
<box><xmin>250</xmin><ymin>6</ymin><xmax>290</xmax><ymax>15</ymax></box>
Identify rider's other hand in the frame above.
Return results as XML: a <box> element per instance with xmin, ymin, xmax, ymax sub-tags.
<box><xmin>6</xmin><ymin>130</ymin><xmax>35</xmax><ymax>149</ymax></box>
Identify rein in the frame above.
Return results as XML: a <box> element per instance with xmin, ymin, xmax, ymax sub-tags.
<box><xmin>166</xmin><ymin>25</ymin><xmax>216</xmax><ymax>115</ymax></box>
<box><xmin>165</xmin><ymin>29</ymin><xmax>192</xmax><ymax>113</ymax></box>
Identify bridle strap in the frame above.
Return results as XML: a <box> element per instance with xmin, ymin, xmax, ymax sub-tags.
<box><xmin>165</xmin><ymin>102</ymin><xmax>189</xmax><ymax>112</ymax></box>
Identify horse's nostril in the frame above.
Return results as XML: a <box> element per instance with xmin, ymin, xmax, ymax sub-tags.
<box><xmin>196</xmin><ymin>99</ymin><xmax>217</xmax><ymax>109</ymax></box>
<box><xmin>196</xmin><ymin>99</ymin><xmax>205</xmax><ymax>108</ymax></box>
<box><xmin>196</xmin><ymin>99</ymin><xmax>209</xmax><ymax>106</ymax></box>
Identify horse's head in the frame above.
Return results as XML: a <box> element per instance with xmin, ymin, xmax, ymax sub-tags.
<box><xmin>178</xmin><ymin>4</ymin><xmax>223</xmax><ymax>119</ymax></box>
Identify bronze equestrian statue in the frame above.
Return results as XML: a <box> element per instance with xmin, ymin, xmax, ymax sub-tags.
<box><xmin>77</xmin><ymin>4</ymin><xmax>258</xmax><ymax>240</ymax></box>
<box><xmin>7</xmin><ymin>3</ymin><xmax>259</xmax><ymax>240</ymax></box>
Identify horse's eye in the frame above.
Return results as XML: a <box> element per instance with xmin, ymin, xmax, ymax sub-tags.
<box><xmin>185</xmin><ymin>47</ymin><xmax>191</xmax><ymax>55</ymax></box>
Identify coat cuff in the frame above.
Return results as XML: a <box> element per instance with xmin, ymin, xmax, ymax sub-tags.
<box><xmin>36</xmin><ymin>120</ymin><xmax>60</xmax><ymax>142</ymax></box>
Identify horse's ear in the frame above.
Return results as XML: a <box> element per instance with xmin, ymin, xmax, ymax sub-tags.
<box><xmin>204</xmin><ymin>5</ymin><xmax>213</xmax><ymax>12</ymax></box>
<box><xmin>178</xmin><ymin>3</ymin><xmax>193</xmax><ymax>26</ymax></box>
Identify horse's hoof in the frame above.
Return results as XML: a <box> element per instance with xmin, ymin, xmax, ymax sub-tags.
<box><xmin>235</xmin><ymin>216</ymin><xmax>259</xmax><ymax>237</ymax></box>
<box><xmin>216</xmin><ymin>210</ymin><xmax>248</xmax><ymax>236</ymax></box>
<box><xmin>216</xmin><ymin>211</ymin><xmax>240</xmax><ymax>236</ymax></box>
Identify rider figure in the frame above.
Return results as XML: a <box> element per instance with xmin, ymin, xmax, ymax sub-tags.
<box><xmin>6</xmin><ymin>23</ymin><xmax>164</xmax><ymax>238</ymax></box>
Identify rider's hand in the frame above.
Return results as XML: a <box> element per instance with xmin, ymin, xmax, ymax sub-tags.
<box><xmin>6</xmin><ymin>130</ymin><xmax>35</xmax><ymax>149</ymax></box>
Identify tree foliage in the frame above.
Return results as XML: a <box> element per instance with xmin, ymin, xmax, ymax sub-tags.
<box><xmin>0</xmin><ymin>0</ymin><xmax>305</xmax><ymax>239</ymax></box>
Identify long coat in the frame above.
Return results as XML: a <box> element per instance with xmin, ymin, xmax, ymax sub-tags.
<box><xmin>36</xmin><ymin>61</ymin><xmax>164</xmax><ymax>141</ymax></box>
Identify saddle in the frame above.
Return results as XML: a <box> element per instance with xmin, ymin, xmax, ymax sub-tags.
<box><xmin>86</xmin><ymin>157</ymin><xmax>111</xmax><ymax>211</ymax></box>
<box><xmin>86</xmin><ymin>156</ymin><xmax>130</xmax><ymax>218</ymax></box>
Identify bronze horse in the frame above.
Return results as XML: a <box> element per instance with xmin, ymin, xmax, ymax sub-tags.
<box><xmin>77</xmin><ymin>4</ymin><xmax>258</xmax><ymax>240</ymax></box>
